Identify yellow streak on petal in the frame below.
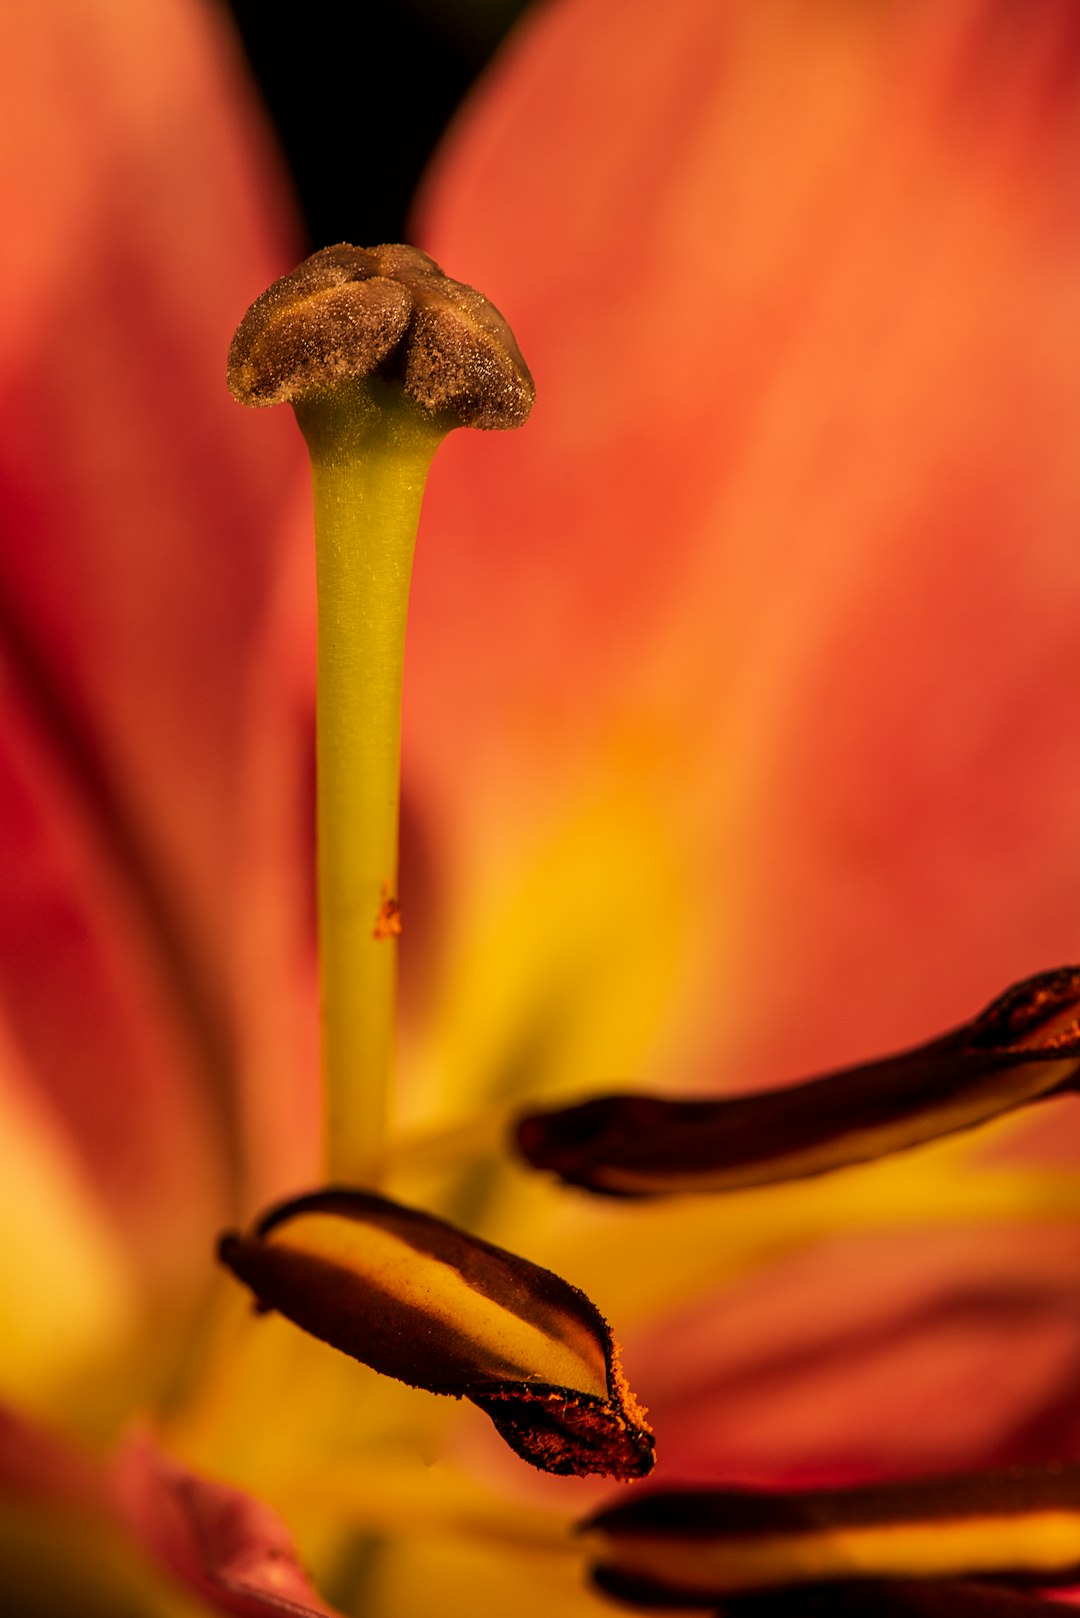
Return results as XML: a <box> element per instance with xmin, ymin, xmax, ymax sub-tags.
<box><xmin>406</xmin><ymin>794</ymin><xmax>692</xmax><ymax>1134</ymax></box>
<box><xmin>270</xmin><ymin>1213</ymin><xmax>609</xmax><ymax>1399</ymax></box>
<box><xmin>532</xmin><ymin>1119</ymin><xmax>1080</xmax><ymax>1330</ymax></box>
<box><xmin>0</xmin><ymin>1012</ymin><xmax>136</xmax><ymax>1418</ymax></box>
<box><xmin>371</xmin><ymin>1523</ymin><xmax>610</xmax><ymax>1618</ymax></box>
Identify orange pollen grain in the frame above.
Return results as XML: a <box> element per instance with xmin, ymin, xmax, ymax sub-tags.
<box><xmin>609</xmin><ymin>1340</ymin><xmax>650</xmax><ymax>1430</ymax></box>
<box><xmin>373</xmin><ymin>885</ymin><xmax>403</xmax><ymax>940</ymax></box>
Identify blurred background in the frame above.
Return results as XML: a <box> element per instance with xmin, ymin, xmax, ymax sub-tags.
<box><xmin>222</xmin><ymin>0</ymin><xmax>534</xmax><ymax>245</ymax></box>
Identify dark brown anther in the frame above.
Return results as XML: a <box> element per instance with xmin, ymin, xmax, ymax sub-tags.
<box><xmin>227</xmin><ymin>243</ymin><xmax>534</xmax><ymax>428</ymax></box>
<box><xmin>217</xmin><ymin>1187</ymin><xmax>654</xmax><ymax>1481</ymax></box>
<box><xmin>581</xmin><ymin>1463</ymin><xmax>1080</xmax><ymax>1607</ymax></box>
<box><xmin>712</xmin><ymin>1584</ymin><xmax>1071</xmax><ymax>1618</ymax></box>
<box><xmin>516</xmin><ymin>966</ymin><xmax>1080</xmax><ymax>1196</ymax></box>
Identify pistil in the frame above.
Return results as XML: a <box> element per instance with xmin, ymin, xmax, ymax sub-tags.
<box><xmin>298</xmin><ymin>383</ymin><xmax>442</xmax><ymax>1180</ymax></box>
<box><xmin>228</xmin><ymin>243</ymin><xmax>533</xmax><ymax>1183</ymax></box>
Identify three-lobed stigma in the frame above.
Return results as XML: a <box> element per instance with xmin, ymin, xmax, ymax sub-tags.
<box><xmin>227</xmin><ymin>242</ymin><xmax>534</xmax><ymax>429</ymax></box>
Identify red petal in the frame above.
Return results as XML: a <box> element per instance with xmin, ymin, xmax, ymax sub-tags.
<box><xmin>0</xmin><ymin>1405</ymin><xmax>336</xmax><ymax>1617</ymax></box>
<box><xmin>0</xmin><ymin>1402</ymin><xmax>99</xmax><ymax>1507</ymax></box>
<box><xmin>0</xmin><ymin>0</ymin><xmax>316</xmax><ymax>1262</ymax></box>
<box><xmin>113</xmin><ymin>1432</ymin><xmax>341</xmax><ymax>1618</ymax></box>
<box><xmin>629</xmin><ymin>1223</ymin><xmax>1080</xmax><ymax>1485</ymax></box>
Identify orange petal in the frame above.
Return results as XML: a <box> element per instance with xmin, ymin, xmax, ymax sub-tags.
<box><xmin>410</xmin><ymin>0</ymin><xmax>1080</xmax><ymax>1106</ymax></box>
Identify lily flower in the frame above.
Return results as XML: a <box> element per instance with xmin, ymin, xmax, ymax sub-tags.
<box><xmin>6</xmin><ymin>1</ymin><xmax>1080</xmax><ymax>1617</ymax></box>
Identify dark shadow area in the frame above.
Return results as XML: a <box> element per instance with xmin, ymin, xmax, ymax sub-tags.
<box><xmin>223</xmin><ymin>0</ymin><xmax>533</xmax><ymax>245</ymax></box>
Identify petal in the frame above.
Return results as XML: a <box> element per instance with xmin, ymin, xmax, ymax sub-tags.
<box><xmin>0</xmin><ymin>605</ymin><xmax>226</xmax><ymax>1311</ymax></box>
<box><xmin>0</xmin><ymin>1505</ymin><xmax>209</xmax><ymax>1618</ymax></box>
<box><xmin>218</xmin><ymin>1188</ymin><xmax>653</xmax><ymax>1479</ymax></box>
<box><xmin>0</xmin><ymin>1000</ymin><xmax>144</xmax><ymax>1421</ymax></box>
<box><xmin>582</xmin><ymin>1464</ymin><xmax>1080</xmax><ymax>1605</ymax></box>
<box><xmin>0</xmin><ymin>1387</ymin><xmax>354</xmax><ymax>1616</ymax></box>
<box><xmin>0</xmin><ymin>1406</ymin><xmax>207</xmax><ymax>1615</ymax></box>
<box><xmin>407</xmin><ymin>0</ymin><xmax>1080</xmax><ymax>1127</ymax></box>
<box><xmin>404</xmin><ymin>0</ymin><xmax>1080</xmax><ymax>1499</ymax></box>
<box><xmin>0</xmin><ymin>0</ymin><xmax>314</xmax><ymax>1274</ymax></box>
<box><xmin>515</xmin><ymin>967</ymin><xmax>1080</xmax><ymax>1195</ymax></box>
<box><xmin>114</xmin><ymin>1431</ymin><xmax>341</xmax><ymax>1617</ymax></box>
<box><xmin>0</xmin><ymin>1401</ymin><xmax>100</xmax><ymax>1506</ymax></box>
<box><xmin>625</xmin><ymin>1220</ymin><xmax>1080</xmax><ymax>1485</ymax></box>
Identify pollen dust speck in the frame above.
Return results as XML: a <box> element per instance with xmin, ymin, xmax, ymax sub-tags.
<box><xmin>373</xmin><ymin>884</ymin><xmax>402</xmax><ymax>940</ymax></box>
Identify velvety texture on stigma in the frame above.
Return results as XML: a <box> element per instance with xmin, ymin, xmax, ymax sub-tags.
<box><xmin>582</xmin><ymin>1462</ymin><xmax>1080</xmax><ymax>1605</ymax></box>
<box><xmin>218</xmin><ymin>1188</ymin><xmax>653</xmax><ymax>1480</ymax></box>
<box><xmin>517</xmin><ymin>967</ymin><xmax>1080</xmax><ymax>1195</ymax></box>
<box><xmin>227</xmin><ymin>243</ymin><xmax>534</xmax><ymax>428</ymax></box>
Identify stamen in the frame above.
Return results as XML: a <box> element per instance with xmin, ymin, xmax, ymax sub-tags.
<box><xmin>516</xmin><ymin>967</ymin><xmax>1080</xmax><ymax>1195</ymax></box>
<box><xmin>218</xmin><ymin>1188</ymin><xmax>654</xmax><ymax>1481</ymax></box>
<box><xmin>228</xmin><ymin>245</ymin><xmax>532</xmax><ymax>1181</ymax></box>
<box><xmin>713</xmin><ymin>1584</ymin><xmax>1070</xmax><ymax>1617</ymax></box>
<box><xmin>581</xmin><ymin>1463</ymin><xmax>1080</xmax><ymax>1604</ymax></box>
